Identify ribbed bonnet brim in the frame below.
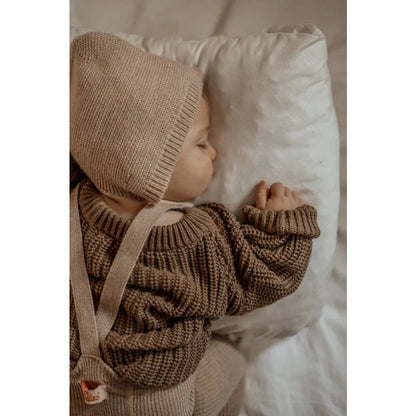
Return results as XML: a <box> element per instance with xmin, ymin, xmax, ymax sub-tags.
<box><xmin>70</xmin><ymin>32</ymin><xmax>203</xmax><ymax>204</ymax></box>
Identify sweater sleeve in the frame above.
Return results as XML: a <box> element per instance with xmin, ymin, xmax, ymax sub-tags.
<box><xmin>196</xmin><ymin>202</ymin><xmax>321</xmax><ymax>316</ymax></box>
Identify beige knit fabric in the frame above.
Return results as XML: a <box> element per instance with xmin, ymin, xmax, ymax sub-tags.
<box><xmin>70</xmin><ymin>178</ymin><xmax>320</xmax><ymax>388</ymax></box>
<box><xmin>218</xmin><ymin>376</ymin><xmax>246</xmax><ymax>416</ymax></box>
<box><xmin>70</xmin><ymin>32</ymin><xmax>203</xmax><ymax>204</ymax></box>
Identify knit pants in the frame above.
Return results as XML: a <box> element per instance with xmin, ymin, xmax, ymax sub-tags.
<box><xmin>218</xmin><ymin>375</ymin><xmax>246</xmax><ymax>416</ymax></box>
<box><xmin>194</xmin><ymin>334</ymin><xmax>247</xmax><ymax>416</ymax></box>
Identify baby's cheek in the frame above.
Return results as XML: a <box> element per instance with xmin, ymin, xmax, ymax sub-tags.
<box><xmin>187</xmin><ymin>155</ymin><xmax>212</xmax><ymax>182</ymax></box>
<box><xmin>202</xmin><ymin>162</ymin><xmax>214</xmax><ymax>184</ymax></box>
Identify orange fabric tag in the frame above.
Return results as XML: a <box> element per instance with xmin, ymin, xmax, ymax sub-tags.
<box><xmin>80</xmin><ymin>380</ymin><xmax>107</xmax><ymax>404</ymax></box>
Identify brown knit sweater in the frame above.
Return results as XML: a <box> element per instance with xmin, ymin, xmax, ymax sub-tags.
<box><xmin>70</xmin><ymin>178</ymin><xmax>321</xmax><ymax>388</ymax></box>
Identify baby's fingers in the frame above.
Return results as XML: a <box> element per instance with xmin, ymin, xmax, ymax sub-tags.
<box><xmin>269</xmin><ymin>182</ymin><xmax>285</xmax><ymax>198</ymax></box>
<box><xmin>292</xmin><ymin>191</ymin><xmax>305</xmax><ymax>206</ymax></box>
<box><xmin>256</xmin><ymin>181</ymin><xmax>268</xmax><ymax>210</ymax></box>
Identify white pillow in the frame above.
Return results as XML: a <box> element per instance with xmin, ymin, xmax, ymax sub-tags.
<box><xmin>71</xmin><ymin>24</ymin><xmax>340</xmax><ymax>359</ymax></box>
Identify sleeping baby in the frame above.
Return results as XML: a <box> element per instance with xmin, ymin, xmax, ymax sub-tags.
<box><xmin>70</xmin><ymin>32</ymin><xmax>320</xmax><ymax>416</ymax></box>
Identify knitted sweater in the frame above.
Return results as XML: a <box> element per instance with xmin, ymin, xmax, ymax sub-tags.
<box><xmin>70</xmin><ymin>178</ymin><xmax>321</xmax><ymax>388</ymax></box>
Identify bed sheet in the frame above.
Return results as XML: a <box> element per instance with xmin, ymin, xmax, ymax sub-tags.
<box><xmin>70</xmin><ymin>1</ymin><xmax>346</xmax><ymax>415</ymax></box>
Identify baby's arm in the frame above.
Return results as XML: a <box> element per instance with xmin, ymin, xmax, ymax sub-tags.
<box><xmin>197</xmin><ymin>181</ymin><xmax>320</xmax><ymax>316</ymax></box>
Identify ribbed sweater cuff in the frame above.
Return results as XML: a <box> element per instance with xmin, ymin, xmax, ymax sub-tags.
<box><xmin>241</xmin><ymin>204</ymin><xmax>321</xmax><ymax>237</ymax></box>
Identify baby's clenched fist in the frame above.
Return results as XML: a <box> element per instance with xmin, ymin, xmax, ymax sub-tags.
<box><xmin>255</xmin><ymin>181</ymin><xmax>305</xmax><ymax>211</ymax></box>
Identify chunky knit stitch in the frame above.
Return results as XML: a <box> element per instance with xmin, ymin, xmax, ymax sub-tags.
<box><xmin>70</xmin><ymin>178</ymin><xmax>320</xmax><ymax>388</ymax></box>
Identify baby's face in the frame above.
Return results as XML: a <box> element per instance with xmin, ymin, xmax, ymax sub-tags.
<box><xmin>164</xmin><ymin>94</ymin><xmax>217</xmax><ymax>202</ymax></box>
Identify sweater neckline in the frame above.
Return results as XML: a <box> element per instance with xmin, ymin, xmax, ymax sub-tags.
<box><xmin>77</xmin><ymin>179</ymin><xmax>212</xmax><ymax>250</ymax></box>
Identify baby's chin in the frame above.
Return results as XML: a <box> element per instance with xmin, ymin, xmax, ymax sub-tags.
<box><xmin>164</xmin><ymin>184</ymin><xmax>211</xmax><ymax>203</ymax></box>
<box><xmin>190</xmin><ymin>181</ymin><xmax>213</xmax><ymax>201</ymax></box>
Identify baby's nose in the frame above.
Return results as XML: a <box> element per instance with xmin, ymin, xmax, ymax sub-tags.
<box><xmin>209</xmin><ymin>145</ymin><xmax>217</xmax><ymax>161</ymax></box>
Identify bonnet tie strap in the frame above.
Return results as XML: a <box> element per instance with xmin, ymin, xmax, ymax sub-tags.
<box><xmin>70</xmin><ymin>183</ymin><xmax>101</xmax><ymax>357</ymax></box>
<box><xmin>94</xmin><ymin>197</ymin><xmax>193</xmax><ymax>351</ymax></box>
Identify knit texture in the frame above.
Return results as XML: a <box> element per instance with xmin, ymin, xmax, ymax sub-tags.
<box><xmin>70</xmin><ymin>32</ymin><xmax>203</xmax><ymax>203</ymax></box>
<box><xmin>70</xmin><ymin>178</ymin><xmax>320</xmax><ymax>387</ymax></box>
<box><xmin>218</xmin><ymin>376</ymin><xmax>246</xmax><ymax>416</ymax></box>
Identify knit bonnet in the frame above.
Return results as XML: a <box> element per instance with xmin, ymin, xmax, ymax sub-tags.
<box><xmin>70</xmin><ymin>32</ymin><xmax>203</xmax><ymax>204</ymax></box>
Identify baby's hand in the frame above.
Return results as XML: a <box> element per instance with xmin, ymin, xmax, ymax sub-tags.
<box><xmin>255</xmin><ymin>181</ymin><xmax>305</xmax><ymax>211</ymax></box>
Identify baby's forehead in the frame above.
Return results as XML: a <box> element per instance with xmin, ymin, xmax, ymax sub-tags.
<box><xmin>199</xmin><ymin>100</ymin><xmax>211</xmax><ymax>127</ymax></box>
<box><xmin>200</xmin><ymin>93</ymin><xmax>211</xmax><ymax>116</ymax></box>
